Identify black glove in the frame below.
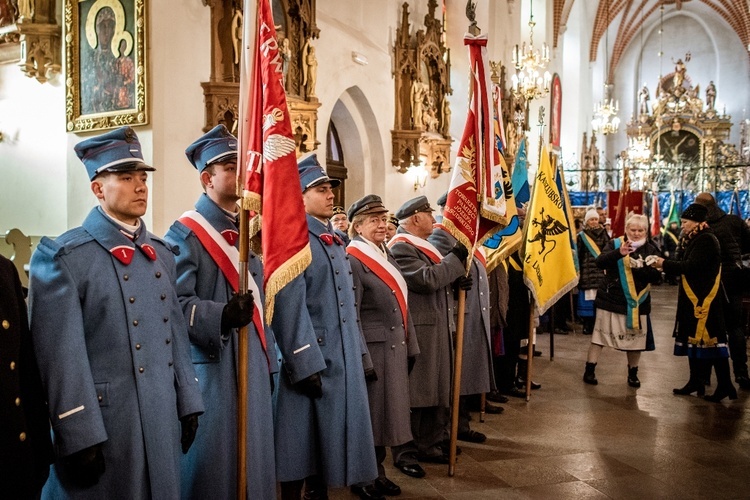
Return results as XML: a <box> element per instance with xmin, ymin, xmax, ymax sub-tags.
<box><xmin>180</xmin><ymin>413</ymin><xmax>200</xmax><ymax>454</ymax></box>
<box><xmin>221</xmin><ymin>291</ymin><xmax>254</xmax><ymax>330</ymax></box>
<box><xmin>454</xmin><ymin>275</ymin><xmax>473</xmax><ymax>291</ymax></box>
<box><xmin>408</xmin><ymin>356</ymin><xmax>416</xmax><ymax>374</ymax></box>
<box><xmin>61</xmin><ymin>443</ymin><xmax>105</xmax><ymax>488</ymax></box>
<box><xmin>295</xmin><ymin>372</ymin><xmax>323</xmax><ymax>399</ymax></box>
<box><xmin>449</xmin><ymin>242</ymin><xmax>470</xmax><ymax>264</ymax></box>
<box><xmin>364</xmin><ymin>367</ymin><xmax>378</xmax><ymax>383</ymax></box>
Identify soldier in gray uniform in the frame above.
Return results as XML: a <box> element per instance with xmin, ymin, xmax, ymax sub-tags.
<box><xmin>28</xmin><ymin>126</ymin><xmax>204</xmax><ymax>499</ymax></box>
<box><xmin>387</xmin><ymin>196</ymin><xmax>468</xmax><ymax>473</ymax></box>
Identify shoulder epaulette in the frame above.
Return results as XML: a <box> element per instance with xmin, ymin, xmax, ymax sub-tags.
<box><xmin>149</xmin><ymin>232</ymin><xmax>180</xmax><ymax>256</ymax></box>
<box><xmin>37</xmin><ymin>227</ymin><xmax>93</xmax><ymax>258</ymax></box>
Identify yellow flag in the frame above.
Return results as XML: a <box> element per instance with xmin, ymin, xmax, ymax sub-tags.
<box><xmin>523</xmin><ymin>146</ymin><xmax>579</xmax><ymax>315</ymax></box>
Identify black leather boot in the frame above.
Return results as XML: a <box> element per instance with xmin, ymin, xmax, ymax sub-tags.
<box><xmin>673</xmin><ymin>358</ymin><xmax>706</xmax><ymax>396</ymax></box>
<box><xmin>705</xmin><ymin>358</ymin><xmax>738</xmax><ymax>402</ymax></box>
<box><xmin>583</xmin><ymin>362</ymin><xmax>597</xmax><ymax>385</ymax></box>
<box><xmin>627</xmin><ymin>365</ymin><xmax>640</xmax><ymax>388</ymax></box>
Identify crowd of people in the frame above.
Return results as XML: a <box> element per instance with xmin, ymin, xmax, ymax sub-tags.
<box><xmin>2</xmin><ymin>124</ymin><xmax>749</xmax><ymax>499</ymax></box>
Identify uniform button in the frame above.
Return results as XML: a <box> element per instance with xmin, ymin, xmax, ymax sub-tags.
<box><xmin>123</xmin><ymin>274</ymin><xmax>129</xmax><ymax>280</ymax></box>
<box><xmin>2</xmin><ymin>320</ymin><xmax>9</xmax><ymax>329</ymax></box>
<box><xmin>163</xmin><ymin>317</ymin><xmax>169</xmax><ymax>323</ymax></box>
<box><xmin>392</xmin><ymin>308</ymin><xmax>397</xmax><ymax>312</ymax></box>
<box><xmin>480</xmin><ymin>292</ymin><xmax>484</xmax><ymax>296</ymax></box>
<box><xmin>342</xmin><ymin>318</ymin><xmax>347</xmax><ymax>323</ymax></box>
<box><xmin>19</xmin><ymin>432</ymin><xmax>26</xmax><ymax>442</ymax></box>
<box><xmin>390</xmin><ymin>326</ymin><xmax>395</xmax><ymax>331</ymax></box>
<box><xmin>402</xmin><ymin>340</ymin><xmax>406</xmax><ymax>345</ymax></box>
<box><xmin>349</xmin><ymin>271</ymin><xmax>353</xmax><ymax>275</ymax></box>
<box><xmin>339</xmin><ymin>302</ymin><xmax>344</xmax><ymax>306</ymax></box>
<box><xmin>129</xmin><ymin>297</ymin><xmax>135</xmax><ymax>303</ymax></box>
<box><xmin>98</xmin><ymin>395</ymin><xmax>103</xmax><ymax>402</ymax></box>
<box><xmin>330</xmin><ymin>255</ymin><xmax>335</xmax><ymax>259</ymax></box>
<box><xmin>139</xmin><ymin>367</ymin><xmax>144</xmax><ymax>373</ymax></box>
<box><xmin>133</xmin><ymin>320</ymin><xmax>139</xmax><ymax>326</ymax></box>
<box><xmin>353</xmin><ymin>285</ymin><xmax>357</xmax><ymax>290</ymax></box>
<box><xmin>9</xmin><ymin>361</ymin><xmax>15</xmax><ymax>370</ymax></box>
<box><xmin>392</xmin><ymin>290</ymin><xmax>396</xmax><ymax>294</ymax></box>
<box><xmin>136</xmin><ymin>343</ymin><xmax>141</xmax><ymax>350</ymax></box>
<box><xmin>391</xmin><ymin>345</ymin><xmax>395</xmax><ymax>349</ymax></box>
<box><xmin>252</xmin><ymin>272</ymin><xmax>257</xmax><ymax>277</ymax></box>
<box><xmin>482</xmin><ymin>307</ymin><xmax>486</xmax><ymax>311</ymax></box>
<box><xmin>161</xmin><ymin>294</ymin><xmax>166</xmax><ymax>300</ymax></box>
<box><xmin>317</xmin><ymin>337</ymin><xmax>323</xmax><ymax>343</ymax></box>
<box><xmin>166</xmin><ymin>338</ymin><xmax>171</xmax><ymax>344</ymax></box>
<box><xmin>335</xmin><ymin>270</ymin><xmax>340</xmax><ymax>275</ymax></box>
<box><xmin>168</xmin><ymin>361</ymin><xmax>173</xmax><ymax>366</ymax></box>
<box><xmin>155</xmin><ymin>272</ymin><xmax>162</xmax><ymax>278</ymax></box>
<box><xmin>15</xmin><ymin>397</ymin><xmax>20</xmax><ymax>406</ymax></box>
<box><xmin>338</xmin><ymin>286</ymin><xmax>342</xmax><ymax>291</ymax></box>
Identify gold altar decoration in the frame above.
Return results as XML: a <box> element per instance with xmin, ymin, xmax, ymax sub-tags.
<box><xmin>391</xmin><ymin>0</ymin><xmax>452</xmax><ymax>176</ymax></box>
<box><xmin>0</xmin><ymin>0</ymin><xmax>60</xmax><ymax>84</ymax></box>
<box><xmin>202</xmin><ymin>0</ymin><xmax>320</xmax><ymax>155</ymax></box>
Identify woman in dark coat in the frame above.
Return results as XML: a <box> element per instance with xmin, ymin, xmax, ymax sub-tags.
<box><xmin>583</xmin><ymin>214</ymin><xmax>661</xmax><ymax>387</ymax></box>
<box><xmin>577</xmin><ymin>208</ymin><xmax>610</xmax><ymax>335</ymax></box>
<box><xmin>347</xmin><ymin>195</ymin><xmax>419</xmax><ymax>499</ymax></box>
<box><xmin>650</xmin><ymin>203</ymin><xmax>737</xmax><ymax>402</ymax></box>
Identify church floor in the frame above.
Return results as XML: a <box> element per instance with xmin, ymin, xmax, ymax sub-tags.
<box><xmin>330</xmin><ymin>285</ymin><xmax>750</xmax><ymax>499</ymax></box>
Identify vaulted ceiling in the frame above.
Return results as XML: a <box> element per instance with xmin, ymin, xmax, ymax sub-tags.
<box><xmin>554</xmin><ymin>0</ymin><xmax>750</xmax><ymax>82</ymax></box>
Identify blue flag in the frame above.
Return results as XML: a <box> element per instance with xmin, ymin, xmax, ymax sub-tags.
<box><xmin>512</xmin><ymin>138</ymin><xmax>529</xmax><ymax>206</ymax></box>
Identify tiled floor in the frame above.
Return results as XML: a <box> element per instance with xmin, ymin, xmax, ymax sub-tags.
<box><xmin>330</xmin><ymin>286</ymin><xmax>750</xmax><ymax>499</ymax></box>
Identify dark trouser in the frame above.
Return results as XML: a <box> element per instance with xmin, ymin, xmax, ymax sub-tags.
<box><xmin>725</xmin><ymin>292</ymin><xmax>748</xmax><ymax>378</ymax></box>
<box><xmin>457</xmin><ymin>396</ymin><xmax>471</xmax><ymax>434</ymax></box>
<box><xmin>281</xmin><ymin>475</ymin><xmax>327</xmax><ymax>500</ymax></box>
<box><xmin>395</xmin><ymin>406</ymin><xmax>448</xmax><ymax>460</ymax></box>
<box><xmin>355</xmin><ymin>447</ymin><xmax>386</xmax><ymax>488</ymax></box>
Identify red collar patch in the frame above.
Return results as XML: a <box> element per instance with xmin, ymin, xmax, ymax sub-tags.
<box><xmin>111</xmin><ymin>245</ymin><xmax>135</xmax><ymax>265</ymax></box>
<box><xmin>221</xmin><ymin>229</ymin><xmax>239</xmax><ymax>246</ymax></box>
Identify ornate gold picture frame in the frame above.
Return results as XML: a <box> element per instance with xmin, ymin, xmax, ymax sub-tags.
<box><xmin>64</xmin><ymin>0</ymin><xmax>147</xmax><ymax>132</ymax></box>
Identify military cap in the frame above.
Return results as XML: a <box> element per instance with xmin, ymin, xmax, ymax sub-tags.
<box><xmin>74</xmin><ymin>126</ymin><xmax>154</xmax><ymax>181</ymax></box>
<box><xmin>185</xmin><ymin>124</ymin><xmax>238</xmax><ymax>173</ymax></box>
<box><xmin>681</xmin><ymin>203</ymin><xmax>708</xmax><ymax>223</ymax></box>
<box><xmin>347</xmin><ymin>194</ymin><xmax>388</xmax><ymax>221</ymax></box>
<box><xmin>436</xmin><ymin>192</ymin><xmax>448</xmax><ymax>208</ymax></box>
<box><xmin>388</xmin><ymin>213</ymin><xmax>399</xmax><ymax>227</ymax></box>
<box><xmin>297</xmin><ymin>153</ymin><xmax>340</xmax><ymax>191</ymax></box>
<box><xmin>332</xmin><ymin>206</ymin><xmax>346</xmax><ymax>216</ymax></box>
<box><xmin>395</xmin><ymin>195</ymin><xmax>434</xmax><ymax>220</ymax></box>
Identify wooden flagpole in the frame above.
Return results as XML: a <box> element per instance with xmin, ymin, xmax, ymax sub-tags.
<box><xmin>237</xmin><ymin>208</ymin><xmax>250</xmax><ymax>498</ymax></box>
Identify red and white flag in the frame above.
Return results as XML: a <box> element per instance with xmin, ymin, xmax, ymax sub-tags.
<box><xmin>441</xmin><ymin>33</ymin><xmax>508</xmax><ymax>258</ymax></box>
<box><xmin>239</xmin><ymin>0</ymin><xmax>311</xmax><ymax>322</ymax></box>
<box><xmin>650</xmin><ymin>192</ymin><xmax>661</xmax><ymax>238</ymax></box>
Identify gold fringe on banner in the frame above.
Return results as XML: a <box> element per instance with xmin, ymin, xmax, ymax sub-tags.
<box><xmin>242</xmin><ymin>190</ymin><xmax>262</xmax><ymax>213</ymax></box>
<box><xmin>264</xmin><ymin>244</ymin><xmax>312</xmax><ymax>324</ymax></box>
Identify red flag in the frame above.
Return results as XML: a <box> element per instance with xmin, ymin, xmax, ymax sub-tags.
<box><xmin>239</xmin><ymin>0</ymin><xmax>311</xmax><ymax>322</ymax></box>
<box><xmin>442</xmin><ymin>34</ymin><xmax>508</xmax><ymax>256</ymax></box>
<box><xmin>650</xmin><ymin>192</ymin><xmax>661</xmax><ymax>237</ymax></box>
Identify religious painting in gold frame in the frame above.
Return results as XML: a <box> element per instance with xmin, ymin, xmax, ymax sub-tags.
<box><xmin>64</xmin><ymin>0</ymin><xmax>148</xmax><ymax>132</ymax></box>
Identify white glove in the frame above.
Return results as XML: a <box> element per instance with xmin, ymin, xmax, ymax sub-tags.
<box><xmin>645</xmin><ymin>255</ymin><xmax>660</xmax><ymax>266</ymax></box>
<box><xmin>629</xmin><ymin>256</ymin><xmax>644</xmax><ymax>268</ymax></box>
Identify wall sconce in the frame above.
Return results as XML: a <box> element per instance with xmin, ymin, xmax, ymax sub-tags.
<box><xmin>406</xmin><ymin>163</ymin><xmax>429</xmax><ymax>190</ymax></box>
<box><xmin>351</xmin><ymin>51</ymin><xmax>369</xmax><ymax>66</ymax></box>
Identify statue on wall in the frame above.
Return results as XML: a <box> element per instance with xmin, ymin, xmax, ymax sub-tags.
<box><xmin>672</xmin><ymin>58</ymin><xmax>686</xmax><ymax>89</ymax></box>
<box><xmin>440</xmin><ymin>98</ymin><xmax>451</xmax><ymax>137</ymax></box>
<box><xmin>231</xmin><ymin>8</ymin><xmax>243</xmax><ymax>66</ymax></box>
<box><xmin>705</xmin><ymin>80</ymin><xmax>716</xmax><ymax>110</ymax></box>
<box><xmin>17</xmin><ymin>0</ymin><xmax>34</xmax><ymax>21</ymax></box>
<box><xmin>302</xmin><ymin>41</ymin><xmax>317</xmax><ymax>99</ymax></box>
<box><xmin>638</xmin><ymin>84</ymin><xmax>650</xmax><ymax>116</ymax></box>
<box><xmin>280</xmin><ymin>37</ymin><xmax>291</xmax><ymax>86</ymax></box>
<box><xmin>589</xmin><ymin>133</ymin><xmax>599</xmax><ymax>169</ymax></box>
<box><xmin>411</xmin><ymin>81</ymin><xmax>427</xmax><ymax>130</ymax></box>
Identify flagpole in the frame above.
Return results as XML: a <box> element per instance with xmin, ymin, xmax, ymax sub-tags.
<box><xmin>237</xmin><ymin>209</ymin><xmax>250</xmax><ymax>499</ymax></box>
<box><xmin>448</xmin><ymin>2</ymin><xmax>480</xmax><ymax>477</ymax></box>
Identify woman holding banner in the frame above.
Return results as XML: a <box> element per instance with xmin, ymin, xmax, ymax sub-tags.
<box><xmin>346</xmin><ymin>194</ymin><xmax>420</xmax><ymax>499</ymax></box>
<box><xmin>583</xmin><ymin>214</ymin><xmax>661</xmax><ymax>387</ymax></box>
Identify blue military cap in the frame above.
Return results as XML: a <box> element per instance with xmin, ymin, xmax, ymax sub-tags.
<box><xmin>436</xmin><ymin>192</ymin><xmax>448</xmax><ymax>208</ymax></box>
<box><xmin>298</xmin><ymin>153</ymin><xmax>340</xmax><ymax>192</ymax></box>
<box><xmin>395</xmin><ymin>195</ymin><xmax>434</xmax><ymax>220</ymax></box>
<box><xmin>185</xmin><ymin>125</ymin><xmax>238</xmax><ymax>172</ymax></box>
<box><xmin>74</xmin><ymin>126</ymin><xmax>154</xmax><ymax>181</ymax></box>
<box><xmin>347</xmin><ymin>194</ymin><xmax>388</xmax><ymax>221</ymax></box>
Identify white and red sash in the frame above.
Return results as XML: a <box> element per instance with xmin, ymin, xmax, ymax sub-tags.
<box><xmin>347</xmin><ymin>240</ymin><xmax>409</xmax><ymax>330</ymax></box>
<box><xmin>434</xmin><ymin>223</ymin><xmax>486</xmax><ymax>267</ymax></box>
<box><xmin>178</xmin><ymin>211</ymin><xmax>268</xmax><ymax>356</ymax></box>
<box><xmin>387</xmin><ymin>233</ymin><xmax>444</xmax><ymax>264</ymax></box>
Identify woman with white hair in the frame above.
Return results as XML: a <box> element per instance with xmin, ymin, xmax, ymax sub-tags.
<box><xmin>583</xmin><ymin>213</ymin><xmax>661</xmax><ymax>387</ymax></box>
<box><xmin>577</xmin><ymin>207</ymin><xmax>610</xmax><ymax>335</ymax></box>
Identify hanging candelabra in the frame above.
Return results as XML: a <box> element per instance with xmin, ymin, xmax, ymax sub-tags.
<box><xmin>511</xmin><ymin>0</ymin><xmax>551</xmax><ymax>102</ymax></box>
<box><xmin>628</xmin><ymin>127</ymin><xmax>651</xmax><ymax>164</ymax></box>
<box><xmin>591</xmin><ymin>0</ymin><xmax>620</xmax><ymax>135</ymax></box>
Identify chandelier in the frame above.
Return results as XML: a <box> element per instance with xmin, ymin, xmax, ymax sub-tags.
<box><xmin>511</xmin><ymin>0</ymin><xmax>551</xmax><ymax>101</ymax></box>
<box><xmin>592</xmin><ymin>84</ymin><xmax>620</xmax><ymax>135</ymax></box>
<box><xmin>628</xmin><ymin>127</ymin><xmax>651</xmax><ymax>164</ymax></box>
<box><xmin>591</xmin><ymin>0</ymin><xmax>619</xmax><ymax>135</ymax></box>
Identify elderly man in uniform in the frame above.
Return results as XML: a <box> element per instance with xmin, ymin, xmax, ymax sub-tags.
<box><xmin>388</xmin><ymin>196</ymin><xmax>468</xmax><ymax>473</ymax></box>
<box><xmin>272</xmin><ymin>153</ymin><xmax>377</xmax><ymax>500</ymax></box>
<box><xmin>0</xmin><ymin>254</ymin><xmax>53</xmax><ymax>498</ymax></box>
<box><xmin>430</xmin><ymin>193</ymin><xmax>497</xmax><ymax>444</ymax></box>
<box><xmin>164</xmin><ymin>125</ymin><xmax>277</xmax><ymax>499</ymax></box>
<box><xmin>28</xmin><ymin>126</ymin><xmax>204</xmax><ymax>498</ymax></box>
<box><xmin>331</xmin><ymin>205</ymin><xmax>351</xmax><ymax>245</ymax></box>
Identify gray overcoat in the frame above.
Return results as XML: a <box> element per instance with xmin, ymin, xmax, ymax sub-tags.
<box><xmin>388</xmin><ymin>228</ymin><xmax>465</xmax><ymax>408</ymax></box>
<box><xmin>164</xmin><ymin>194</ymin><xmax>278</xmax><ymax>500</ymax></box>
<box><xmin>429</xmin><ymin>227</ymin><xmax>495</xmax><ymax>395</ymax></box>
<box><xmin>271</xmin><ymin>215</ymin><xmax>377</xmax><ymax>487</ymax></box>
<box><xmin>348</xmin><ymin>236</ymin><xmax>419</xmax><ymax>446</ymax></box>
<box><xmin>28</xmin><ymin>207</ymin><xmax>204</xmax><ymax>499</ymax></box>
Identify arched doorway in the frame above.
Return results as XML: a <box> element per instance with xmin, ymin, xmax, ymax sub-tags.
<box><xmin>326</xmin><ymin>121</ymin><xmax>347</xmax><ymax>207</ymax></box>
